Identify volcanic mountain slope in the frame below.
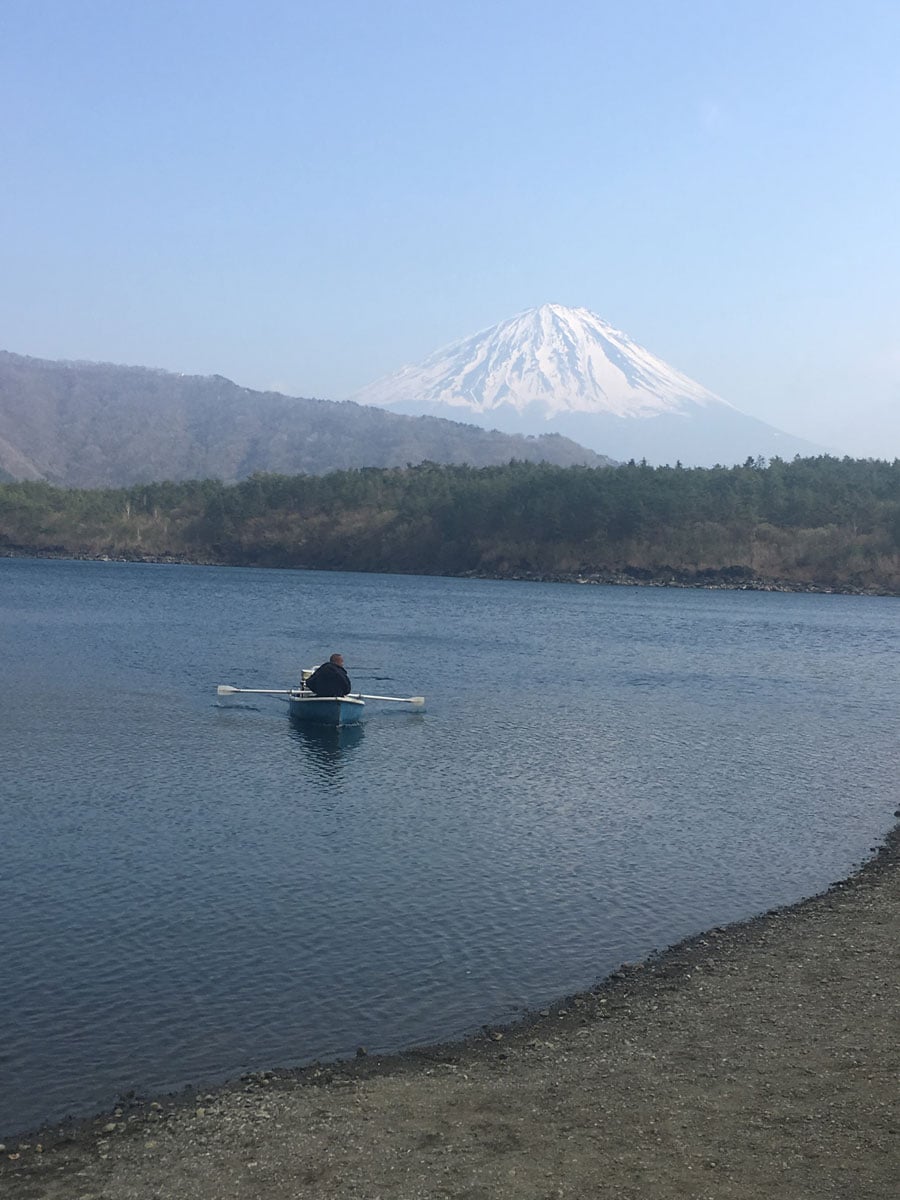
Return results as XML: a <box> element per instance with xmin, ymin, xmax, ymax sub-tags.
<box><xmin>0</xmin><ymin>351</ymin><xmax>614</xmax><ymax>488</ymax></box>
<box><xmin>350</xmin><ymin>304</ymin><xmax>826</xmax><ymax>467</ymax></box>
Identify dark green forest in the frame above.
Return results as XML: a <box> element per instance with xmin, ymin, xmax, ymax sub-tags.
<box><xmin>2</xmin><ymin>456</ymin><xmax>899</xmax><ymax>592</ymax></box>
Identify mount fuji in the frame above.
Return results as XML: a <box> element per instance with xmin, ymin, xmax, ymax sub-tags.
<box><xmin>350</xmin><ymin>304</ymin><xmax>826</xmax><ymax>467</ymax></box>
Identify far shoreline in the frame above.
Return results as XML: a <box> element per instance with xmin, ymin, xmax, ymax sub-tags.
<box><xmin>3</xmin><ymin>547</ymin><xmax>898</xmax><ymax>598</ymax></box>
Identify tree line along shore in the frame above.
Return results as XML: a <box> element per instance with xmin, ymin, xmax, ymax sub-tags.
<box><xmin>2</xmin><ymin>455</ymin><xmax>899</xmax><ymax>594</ymax></box>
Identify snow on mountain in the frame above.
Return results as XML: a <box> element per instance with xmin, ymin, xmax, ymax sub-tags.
<box><xmin>350</xmin><ymin>304</ymin><xmax>826</xmax><ymax>467</ymax></box>
<box><xmin>354</xmin><ymin>304</ymin><xmax>726</xmax><ymax>420</ymax></box>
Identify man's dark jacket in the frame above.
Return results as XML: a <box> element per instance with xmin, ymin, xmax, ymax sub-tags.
<box><xmin>306</xmin><ymin>661</ymin><xmax>351</xmax><ymax>696</ymax></box>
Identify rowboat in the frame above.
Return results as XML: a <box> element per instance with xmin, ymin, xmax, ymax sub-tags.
<box><xmin>288</xmin><ymin>688</ymin><xmax>366</xmax><ymax>726</ymax></box>
<box><xmin>216</xmin><ymin>679</ymin><xmax>425</xmax><ymax>725</ymax></box>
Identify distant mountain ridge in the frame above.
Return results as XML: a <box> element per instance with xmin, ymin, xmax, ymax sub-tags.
<box><xmin>0</xmin><ymin>351</ymin><xmax>614</xmax><ymax>487</ymax></box>
<box><xmin>350</xmin><ymin>304</ymin><xmax>827</xmax><ymax>466</ymax></box>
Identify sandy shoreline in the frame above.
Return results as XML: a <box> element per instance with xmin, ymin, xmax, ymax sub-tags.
<box><xmin>4</xmin><ymin>818</ymin><xmax>898</xmax><ymax>1199</ymax></box>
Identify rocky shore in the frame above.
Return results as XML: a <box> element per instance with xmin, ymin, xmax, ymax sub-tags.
<box><xmin>4</xmin><ymin>547</ymin><xmax>897</xmax><ymax>597</ymax></box>
<box><xmin>4</xmin><ymin>820</ymin><xmax>898</xmax><ymax>1199</ymax></box>
<box><xmin>461</xmin><ymin>566</ymin><xmax>895</xmax><ymax>596</ymax></box>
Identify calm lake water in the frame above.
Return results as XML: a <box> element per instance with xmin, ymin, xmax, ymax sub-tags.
<box><xmin>1</xmin><ymin>558</ymin><xmax>898</xmax><ymax>1135</ymax></box>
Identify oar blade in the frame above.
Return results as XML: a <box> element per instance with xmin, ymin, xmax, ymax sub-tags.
<box><xmin>217</xmin><ymin>685</ymin><xmax>294</xmax><ymax>696</ymax></box>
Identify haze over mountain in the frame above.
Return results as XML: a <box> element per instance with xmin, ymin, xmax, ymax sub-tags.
<box><xmin>351</xmin><ymin>305</ymin><xmax>828</xmax><ymax>467</ymax></box>
<box><xmin>0</xmin><ymin>351</ymin><xmax>614</xmax><ymax>488</ymax></box>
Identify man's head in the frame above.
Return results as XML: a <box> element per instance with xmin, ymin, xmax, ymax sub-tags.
<box><xmin>329</xmin><ymin>653</ymin><xmax>344</xmax><ymax>666</ymax></box>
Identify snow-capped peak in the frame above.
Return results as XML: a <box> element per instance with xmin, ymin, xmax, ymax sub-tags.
<box><xmin>348</xmin><ymin>304</ymin><xmax>827</xmax><ymax>467</ymax></box>
<box><xmin>350</xmin><ymin>303</ymin><xmax>733</xmax><ymax>420</ymax></box>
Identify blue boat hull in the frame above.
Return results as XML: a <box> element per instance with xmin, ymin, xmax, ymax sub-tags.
<box><xmin>288</xmin><ymin>692</ymin><xmax>365</xmax><ymax>726</ymax></box>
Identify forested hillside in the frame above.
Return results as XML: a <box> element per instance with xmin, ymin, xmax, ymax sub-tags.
<box><xmin>2</xmin><ymin>456</ymin><xmax>899</xmax><ymax>592</ymax></box>
<box><xmin>0</xmin><ymin>351</ymin><xmax>611</xmax><ymax>485</ymax></box>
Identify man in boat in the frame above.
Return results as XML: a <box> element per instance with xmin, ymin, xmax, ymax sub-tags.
<box><xmin>304</xmin><ymin>653</ymin><xmax>352</xmax><ymax>697</ymax></box>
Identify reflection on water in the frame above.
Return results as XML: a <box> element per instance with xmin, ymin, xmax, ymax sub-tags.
<box><xmin>289</xmin><ymin>719</ymin><xmax>365</xmax><ymax>777</ymax></box>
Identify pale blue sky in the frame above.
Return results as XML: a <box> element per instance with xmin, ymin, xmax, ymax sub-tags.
<box><xmin>2</xmin><ymin>0</ymin><xmax>899</xmax><ymax>457</ymax></box>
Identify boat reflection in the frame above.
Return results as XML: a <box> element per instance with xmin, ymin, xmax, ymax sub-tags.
<box><xmin>289</xmin><ymin>718</ymin><xmax>365</xmax><ymax>778</ymax></box>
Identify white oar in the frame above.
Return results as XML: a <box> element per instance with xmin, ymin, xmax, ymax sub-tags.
<box><xmin>217</xmin><ymin>685</ymin><xmax>425</xmax><ymax>705</ymax></box>
<box><xmin>217</xmin><ymin>685</ymin><xmax>293</xmax><ymax>696</ymax></box>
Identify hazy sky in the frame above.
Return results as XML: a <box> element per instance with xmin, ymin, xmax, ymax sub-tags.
<box><xmin>3</xmin><ymin>0</ymin><xmax>899</xmax><ymax>458</ymax></box>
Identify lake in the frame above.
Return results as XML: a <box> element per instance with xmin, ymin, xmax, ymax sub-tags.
<box><xmin>1</xmin><ymin>558</ymin><xmax>898</xmax><ymax>1136</ymax></box>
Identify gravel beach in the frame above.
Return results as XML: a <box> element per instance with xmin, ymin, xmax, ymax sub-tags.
<box><xmin>4</xmin><ymin>823</ymin><xmax>898</xmax><ymax>1200</ymax></box>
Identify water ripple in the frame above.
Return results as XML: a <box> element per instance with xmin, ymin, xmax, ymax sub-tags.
<box><xmin>1</xmin><ymin>560</ymin><xmax>898</xmax><ymax>1134</ymax></box>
